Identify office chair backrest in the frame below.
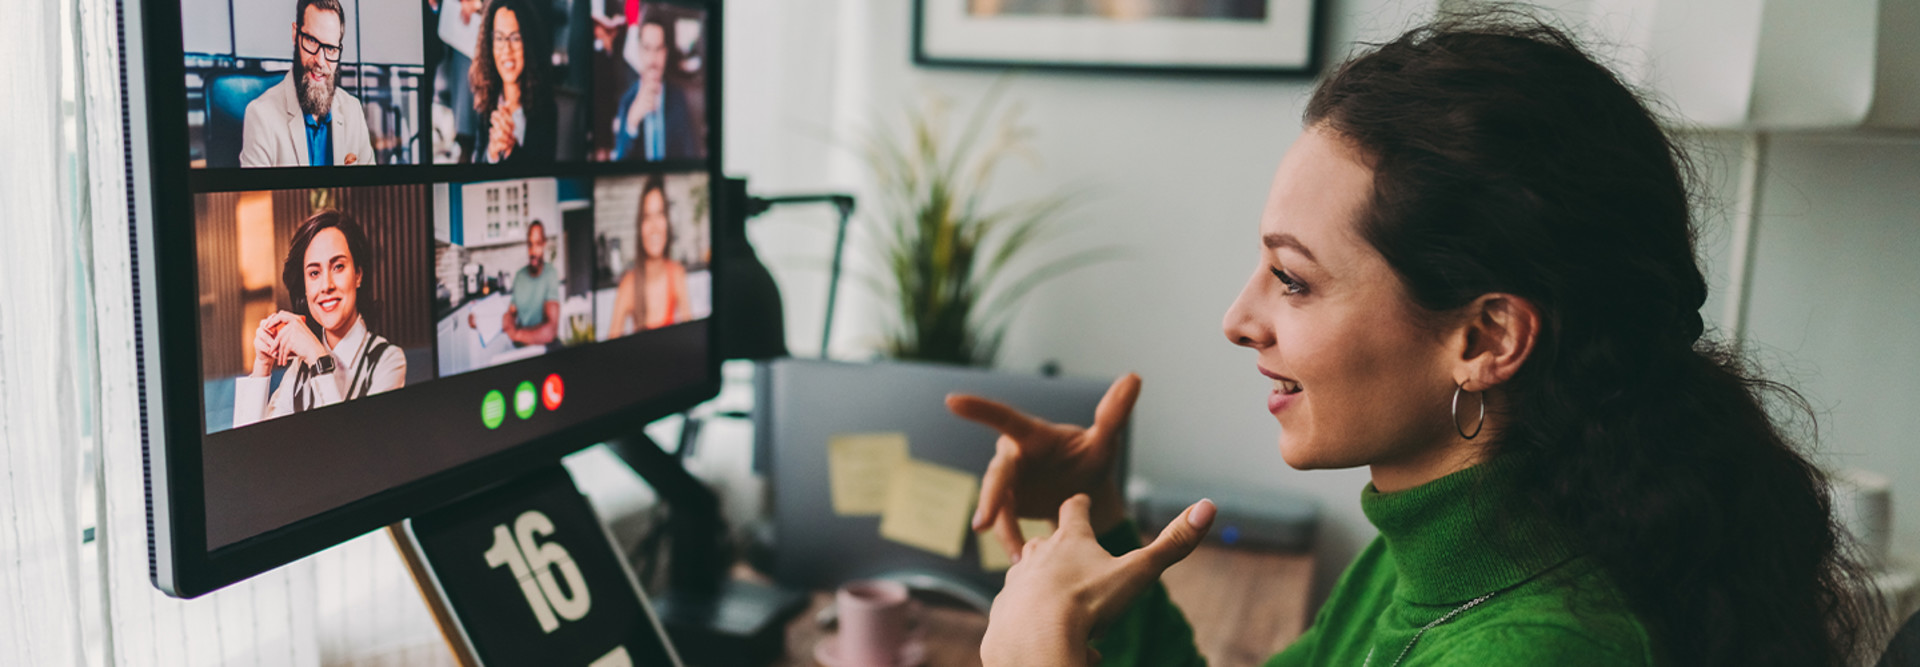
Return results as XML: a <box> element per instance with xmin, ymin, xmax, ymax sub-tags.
<box><xmin>553</xmin><ymin>88</ymin><xmax>584</xmax><ymax>162</ymax></box>
<box><xmin>1879</xmin><ymin>610</ymin><xmax>1920</xmax><ymax>666</ymax></box>
<box><xmin>205</xmin><ymin>73</ymin><xmax>280</xmax><ymax>168</ymax></box>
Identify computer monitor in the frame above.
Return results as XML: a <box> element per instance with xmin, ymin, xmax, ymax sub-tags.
<box><xmin>756</xmin><ymin>358</ymin><xmax>1124</xmax><ymax>601</ymax></box>
<box><xmin>125</xmin><ymin>0</ymin><xmax>728</xmax><ymax>598</ymax></box>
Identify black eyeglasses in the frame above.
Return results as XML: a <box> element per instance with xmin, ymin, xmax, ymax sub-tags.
<box><xmin>492</xmin><ymin>31</ymin><xmax>524</xmax><ymax>49</ymax></box>
<box><xmin>297</xmin><ymin>29</ymin><xmax>342</xmax><ymax>62</ymax></box>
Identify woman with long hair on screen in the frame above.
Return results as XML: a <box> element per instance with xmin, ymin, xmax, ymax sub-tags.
<box><xmin>608</xmin><ymin>176</ymin><xmax>690</xmax><ymax>336</ymax></box>
<box><xmin>947</xmin><ymin>12</ymin><xmax>1883</xmax><ymax>667</ymax></box>
<box><xmin>469</xmin><ymin>0</ymin><xmax>556</xmax><ymax>164</ymax></box>
<box><xmin>233</xmin><ymin>209</ymin><xmax>407</xmax><ymax>427</ymax></box>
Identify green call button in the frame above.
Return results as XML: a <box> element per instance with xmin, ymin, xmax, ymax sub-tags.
<box><xmin>481</xmin><ymin>390</ymin><xmax>507</xmax><ymax>430</ymax></box>
<box><xmin>514</xmin><ymin>381</ymin><xmax>538</xmax><ymax>420</ymax></box>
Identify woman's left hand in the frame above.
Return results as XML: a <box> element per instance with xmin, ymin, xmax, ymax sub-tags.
<box><xmin>981</xmin><ymin>494</ymin><xmax>1215</xmax><ymax>667</ymax></box>
<box><xmin>271</xmin><ymin>315</ymin><xmax>330</xmax><ymax>369</ymax></box>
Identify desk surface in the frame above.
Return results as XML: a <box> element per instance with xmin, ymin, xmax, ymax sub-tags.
<box><xmin>772</xmin><ymin>543</ymin><xmax>1315</xmax><ymax>667</ymax></box>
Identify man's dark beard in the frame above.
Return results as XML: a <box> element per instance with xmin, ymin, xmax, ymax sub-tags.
<box><xmin>292</xmin><ymin>55</ymin><xmax>336</xmax><ymax>118</ymax></box>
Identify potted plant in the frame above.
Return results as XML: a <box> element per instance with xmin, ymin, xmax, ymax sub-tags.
<box><xmin>859</xmin><ymin>83</ymin><xmax>1113</xmax><ymax>367</ymax></box>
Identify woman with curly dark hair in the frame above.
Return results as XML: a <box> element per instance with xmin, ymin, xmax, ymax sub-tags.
<box><xmin>468</xmin><ymin>0</ymin><xmax>556</xmax><ymax>164</ymax></box>
<box><xmin>946</xmin><ymin>12</ymin><xmax>1884</xmax><ymax>667</ymax></box>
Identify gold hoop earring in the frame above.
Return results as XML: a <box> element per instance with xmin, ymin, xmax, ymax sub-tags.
<box><xmin>1452</xmin><ymin>383</ymin><xmax>1485</xmax><ymax>440</ymax></box>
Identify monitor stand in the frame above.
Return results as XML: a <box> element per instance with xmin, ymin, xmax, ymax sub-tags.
<box><xmin>389</xmin><ymin>466</ymin><xmax>687</xmax><ymax>667</ymax></box>
<box><xmin>605</xmin><ymin>429</ymin><xmax>807</xmax><ymax>666</ymax></box>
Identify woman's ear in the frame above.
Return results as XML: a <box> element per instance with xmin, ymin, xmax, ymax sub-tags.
<box><xmin>1453</xmin><ymin>293</ymin><xmax>1540</xmax><ymax>391</ymax></box>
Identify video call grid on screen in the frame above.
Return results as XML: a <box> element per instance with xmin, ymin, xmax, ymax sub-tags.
<box><xmin>157</xmin><ymin>0</ymin><xmax>721</xmax><ymax>553</ymax></box>
<box><xmin>182</xmin><ymin>0</ymin><xmax>711</xmax><ymax>168</ymax></box>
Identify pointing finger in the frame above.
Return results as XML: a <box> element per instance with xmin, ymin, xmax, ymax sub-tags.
<box><xmin>1129</xmin><ymin>499</ymin><xmax>1214</xmax><ymax>574</ymax></box>
<box><xmin>1056</xmin><ymin>494</ymin><xmax>1095</xmax><ymax>538</ymax></box>
<box><xmin>946</xmin><ymin>393</ymin><xmax>1045</xmax><ymax>441</ymax></box>
<box><xmin>973</xmin><ymin>437</ymin><xmax>1020</xmax><ymax>530</ymax></box>
<box><xmin>992</xmin><ymin>503</ymin><xmax>1024</xmax><ymax>565</ymax></box>
<box><xmin>1088</xmin><ymin>373</ymin><xmax>1142</xmax><ymax>442</ymax></box>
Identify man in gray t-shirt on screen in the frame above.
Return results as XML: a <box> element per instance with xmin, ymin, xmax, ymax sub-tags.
<box><xmin>474</xmin><ymin>221</ymin><xmax>560</xmax><ymax>347</ymax></box>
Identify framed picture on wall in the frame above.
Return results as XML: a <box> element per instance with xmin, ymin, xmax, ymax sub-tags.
<box><xmin>914</xmin><ymin>0</ymin><xmax>1322</xmax><ymax>75</ymax></box>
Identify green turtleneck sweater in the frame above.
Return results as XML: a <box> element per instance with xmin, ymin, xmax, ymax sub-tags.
<box><xmin>1089</xmin><ymin>463</ymin><xmax>1658</xmax><ymax>666</ymax></box>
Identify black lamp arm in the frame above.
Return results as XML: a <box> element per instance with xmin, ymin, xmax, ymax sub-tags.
<box><xmin>745</xmin><ymin>193</ymin><xmax>856</xmax><ymax>359</ymax></box>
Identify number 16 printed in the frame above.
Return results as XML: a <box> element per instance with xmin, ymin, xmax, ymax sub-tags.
<box><xmin>484</xmin><ymin>510</ymin><xmax>593</xmax><ymax>633</ymax></box>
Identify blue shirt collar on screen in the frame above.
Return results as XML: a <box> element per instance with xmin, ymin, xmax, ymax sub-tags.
<box><xmin>646</xmin><ymin>86</ymin><xmax>666</xmax><ymax>160</ymax></box>
<box><xmin>305</xmin><ymin>113</ymin><xmax>332</xmax><ymax>167</ymax></box>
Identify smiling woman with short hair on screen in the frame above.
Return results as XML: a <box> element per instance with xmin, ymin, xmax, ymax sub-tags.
<box><xmin>946</xmin><ymin>12</ymin><xmax>1883</xmax><ymax>667</ymax></box>
<box><xmin>232</xmin><ymin>209</ymin><xmax>407</xmax><ymax>427</ymax></box>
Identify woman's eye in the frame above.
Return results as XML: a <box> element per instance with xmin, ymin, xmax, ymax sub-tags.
<box><xmin>1270</xmin><ymin>267</ymin><xmax>1307</xmax><ymax>295</ymax></box>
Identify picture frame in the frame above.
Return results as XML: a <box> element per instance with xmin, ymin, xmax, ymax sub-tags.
<box><xmin>914</xmin><ymin>0</ymin><xmax>1323</xmax><ymax>76</ymax></box>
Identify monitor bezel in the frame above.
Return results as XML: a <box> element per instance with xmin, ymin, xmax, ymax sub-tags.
<box><xmin>127</xmin><ymin>0</ymin><xmax>730</xmax><ymax>598</ymax></box>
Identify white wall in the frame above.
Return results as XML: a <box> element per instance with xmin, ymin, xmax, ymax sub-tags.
<box><xmin>721</xmin><ymin>0</ymin><xmax>1920</xmax><ymax>607</ymax></box>
<box><xmin>1661</xmin><ymin>129</ymin><xmax>1920</xmax><ymax>565</ymax></box>
<box><xmin>1738</xmin><ymin>134</ymin><xmax>1920</xmax><ymax>558</ymax></box>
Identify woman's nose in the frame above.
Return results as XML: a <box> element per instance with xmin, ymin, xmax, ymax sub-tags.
<box><xmin>1222</xmin><ymin>268</ymin><xmax>1274</xmax><ymax>349</ymax></box>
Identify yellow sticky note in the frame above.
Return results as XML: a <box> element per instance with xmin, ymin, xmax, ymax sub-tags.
<box><xmin>827</xmin><ymin>433</ymin><xmax>911</xmax><ymax>516</ymax></box>
<box><xmin>978</xmin><ymin>520</ymin><xmax>1057</xmax><ymax>572</ymax></box>
<box><xmin>878</xmin><ymin>459</ymin><xmax>979</xmax><ymax>559</ymax></box>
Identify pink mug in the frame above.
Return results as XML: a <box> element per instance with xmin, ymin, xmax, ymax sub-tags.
<box><xmin>835</xmin><ymin>579</ymin><xmax>917</xmax><ymax>666</ymax></box>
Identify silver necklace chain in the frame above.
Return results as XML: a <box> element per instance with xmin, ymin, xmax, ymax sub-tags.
<box><xmin>1361</xmin><ymin>590</ymin><xmax>1502</xmax><ymax>667</ymax></box>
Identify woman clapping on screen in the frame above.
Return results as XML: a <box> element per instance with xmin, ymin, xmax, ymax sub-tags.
<box><xmin>469</xmin><ymin>0</ymin><xmax>557</xmax><ymax>164</ymax></box>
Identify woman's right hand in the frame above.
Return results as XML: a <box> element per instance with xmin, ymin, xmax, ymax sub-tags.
<box><xmin>592</xmin><ymin>16</ymin><xmax>622</xmax><ymax>52</ymax></box>
<box><xmin>625</xmin><ymin>88</ymin><xmax>658</xmax><ymax>137</ymax></box>
<box><xmin>946</xmin><ymin>373</ymin><xmax>1142</xmax><ymax>562</ymax></box>
<box><xmin>487</xmin><ymin>108</ymin><xmax>517</xmax><ymax>162</ymax></box>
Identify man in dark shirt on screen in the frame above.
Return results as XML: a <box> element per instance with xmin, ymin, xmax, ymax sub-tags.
<box><xmin>610</xmin><ymin>8</ymin><xmax>698</xmax><ymax>161</ymax></box>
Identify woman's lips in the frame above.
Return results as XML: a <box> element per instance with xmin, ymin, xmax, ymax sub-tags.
<box><xmin>316</xmin><ymin>296</ymin><xmax>341</xmax><ymax>313</ymax></box>
<box><xmin>1268</xmin><ymin>388</ymin><xmax>1300</xmax><ymax>414</ymax></box>
<box><xmin>1259</xmin><ymin>366</ymin><xmax>1303</xmax><ymax>414</ymax></box>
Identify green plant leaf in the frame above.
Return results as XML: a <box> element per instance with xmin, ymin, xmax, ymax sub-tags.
<box><xmin>973</xmin><ymin>246</ymin><xmax>1128</xmax><ymax>334</ymax></box>
<box><xmin>857</xmin><ymin>78</ymin><xmax>1112</xmax><ymax>366</ymax></box>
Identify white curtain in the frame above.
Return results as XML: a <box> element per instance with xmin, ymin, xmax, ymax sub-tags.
<box><xmin>0</xmin><ymin>0</ymin><xmax>463</xmax><ymax>663</ymax></box>
<box><xmin>312</xmin><ymin>535</ymin><xmax>458</xmax><ymax>667</ymax></box>
<box><xmin>0</xmin><ymin>0</ymin><xmax>90</xmax><ymax>661</ymax></box>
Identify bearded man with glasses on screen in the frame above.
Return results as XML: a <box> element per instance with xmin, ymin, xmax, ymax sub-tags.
<box><xmin>239</xmin><ymin>0</ymin><xmax>377</xmax><ymax>167</ymax></box>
